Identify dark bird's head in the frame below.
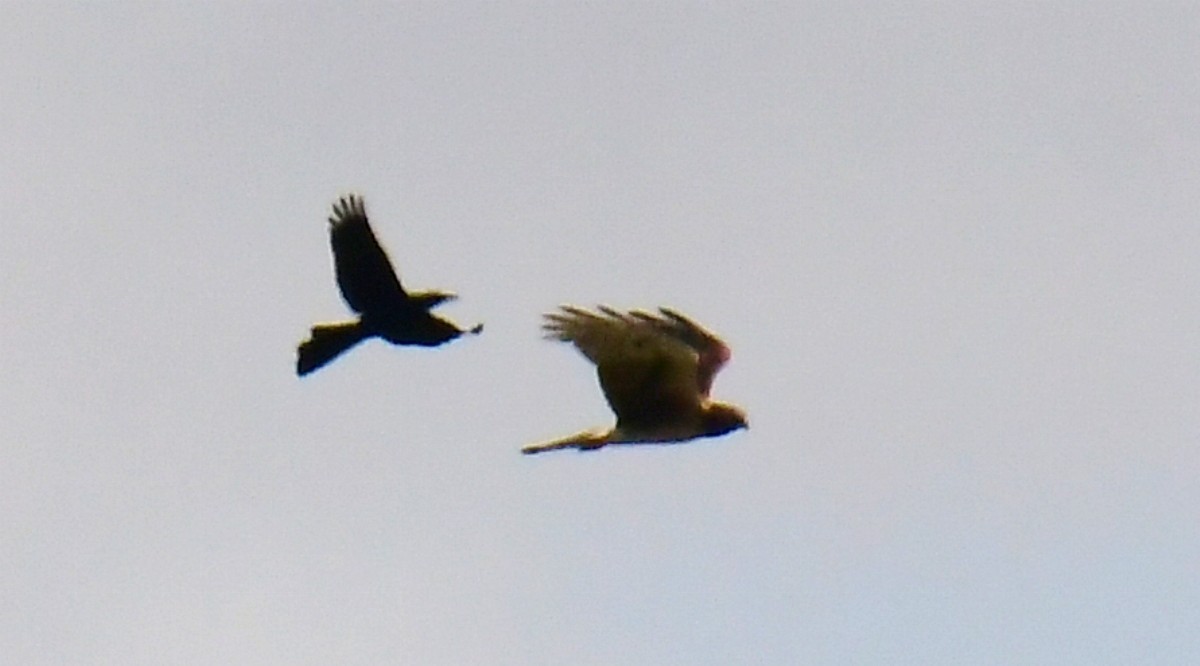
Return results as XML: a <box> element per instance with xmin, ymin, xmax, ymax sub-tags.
<box><xmin>700</xmin><ymin>402</ymin><xmax>749</xmax><ymax>438</ymax></box>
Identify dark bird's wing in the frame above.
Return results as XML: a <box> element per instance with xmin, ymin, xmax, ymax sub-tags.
<box><xmin>543</xmin><ymin>306</ymin><xmax>702</xmax><ymax>432</ymax></box>
<box><xmin>629</xmin><ymin>307</ymin><xmax>731</xmax><ymax>396</ymax></box>
<box><xmin>327</xmin><ymin>195</ymin><xmax>407</xmax><ymax>314</ymax></box>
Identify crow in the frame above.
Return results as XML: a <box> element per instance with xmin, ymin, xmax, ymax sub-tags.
<box><xmin>297</xmin><ymin>195</ymin><xmax>481</xmax><ymax>376</ymax></box>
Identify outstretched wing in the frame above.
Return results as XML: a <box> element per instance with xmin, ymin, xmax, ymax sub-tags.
<box><xmin>327</xmin><ymin>195</ymin><xmax>407</xmax><ymax>314</ymax></box>
<box><xmin>543</xmin><ymin>306</ymin><xmax>703</xmax><ymax>430</ymax></box>
<box><xmin>628</xmin><ymin>307</ymin><xmax>731</xmax><ymax>396</ymax></box>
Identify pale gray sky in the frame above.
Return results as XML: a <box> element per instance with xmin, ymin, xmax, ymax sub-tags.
<box><xmin>3</xmin><ymin>3</ymin><xmax>1198</xmax><ymax>664</ymax></box>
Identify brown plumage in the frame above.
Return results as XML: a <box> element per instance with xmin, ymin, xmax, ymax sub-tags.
<box><xmin>523</xmin><ymin>305</ymin><xmax>747</xmax><ymax>454</ymax></box>
<box><xmin>296</xmin><ymin>195</ymin><xmax>481</xmax><ymax>376</ymax></box>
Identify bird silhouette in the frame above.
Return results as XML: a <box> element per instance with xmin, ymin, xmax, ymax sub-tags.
<box><xmin>297</xmin><ymin>195</ymin><xmax>481</xmax><ymax>376</ymax></box>
<box><xmin>523</xmin><ymin>305</ymin><xmax>747</xmax><ymax>454</ymax></box>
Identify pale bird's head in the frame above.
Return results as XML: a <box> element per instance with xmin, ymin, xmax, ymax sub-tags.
<box><xmin>701</xmin><ymin>402</ymin><xmax>749</xmax><ymax>438</ymax></box>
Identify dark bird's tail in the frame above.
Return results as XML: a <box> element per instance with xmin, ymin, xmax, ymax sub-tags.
<box><xmin>297</xmin><ymin>321</ymin><xmax>368</xmax><ymax>376</ymax></box>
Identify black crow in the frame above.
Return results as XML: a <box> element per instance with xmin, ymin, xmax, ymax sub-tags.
<box><xmin>297</xmin><ymin>195</ymin><xmax>481</xmax><ymax>376</ymax></box>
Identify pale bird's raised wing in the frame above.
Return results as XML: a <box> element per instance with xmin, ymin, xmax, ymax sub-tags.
<box><xmin>328</xmin><ymin>194</ymin><xmax>407</xmax><ymax>314</ymax></box>
<box><xmin>543</xmin><ymin>306</ymin><xmax>703</xmax><ymax>431</ymax></box>
<box><xmin>628</xmin><ymin>307</ymin><xmax>731</xmax><ymax>397</ymax></box>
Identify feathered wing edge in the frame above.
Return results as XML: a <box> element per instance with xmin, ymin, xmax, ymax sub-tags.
<box><xmin>541</xmin><ymin>305</ymin><xmax>630</xmax><ymax>363</ymax></box>
<box><xmin>330</xmin><ymin>193</ymin><xmax>367</xmax><ymax>225</ymax></box>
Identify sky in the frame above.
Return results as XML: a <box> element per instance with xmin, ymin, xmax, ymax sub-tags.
<box><xmin>2</xmin><ymin>2</ymin><xmax>1198</xmax><ymax>664</ymax></box>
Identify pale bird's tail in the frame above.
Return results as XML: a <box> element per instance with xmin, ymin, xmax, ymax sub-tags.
<box><xmin>521</xmin><ymin>429</ymin><xmax>611</xmax><ymax>455</ymax></box>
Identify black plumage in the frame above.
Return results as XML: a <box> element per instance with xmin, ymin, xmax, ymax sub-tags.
<box><xmin>296</xmin><ymin>195</ymin><xmax>481</xmax><ymax>376</ymax></box>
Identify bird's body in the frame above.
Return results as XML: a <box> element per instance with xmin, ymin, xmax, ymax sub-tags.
<box><xmin>297</xmin><ymin>195</ymin><xmax>480</xmax><ymax>376</ymax></box>
<box><xmin>523</xmin><ymin>305</ymin><xmax>747</xmax><ymax>454</ymax></box>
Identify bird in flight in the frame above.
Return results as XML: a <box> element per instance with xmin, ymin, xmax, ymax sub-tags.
<box><xmin>523</xmin><ymin>305</ymin><xmax>747</xmax><ymax>454</ymax></box>
<box><xmin>296</xmin><ymin>194</ymin><xmax>481</xmax><ymax>376</ymax></box>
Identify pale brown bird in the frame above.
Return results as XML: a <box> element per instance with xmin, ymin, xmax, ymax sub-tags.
<box><xmin>523</xmin><ymin>305</ymin><xmax>747</xmax><ymax>454</ymax></box>
<box><xmin>296</xmin><ymin>194</ymin><xmax>482</xmax><ymax>376</ymax></box>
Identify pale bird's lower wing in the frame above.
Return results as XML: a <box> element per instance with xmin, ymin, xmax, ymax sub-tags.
<box><xmin>545</xmin><ymin>306</ymin><xmax>704</xmax><ymax>433</ymax></box>
<box><xmin>629</xmin><ymin>307</ymin><xmax>731</xmax><ymax>396</ymax></box>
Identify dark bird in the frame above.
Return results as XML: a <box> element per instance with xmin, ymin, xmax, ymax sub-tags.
<box><xmin>523</xmin><ymin>305</ymin><xmax>747</xmax><ymax>454</ymax></box>
<box><xmin>296</xmin><ymin>194</ymin><xmax>481</xmax><ymax>376</ymax></box>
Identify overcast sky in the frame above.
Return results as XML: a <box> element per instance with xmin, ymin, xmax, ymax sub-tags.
<box><xmin>3</xmin><ymin>2</ymin><xmax>1198</xmax><ymax>664</ymax></box>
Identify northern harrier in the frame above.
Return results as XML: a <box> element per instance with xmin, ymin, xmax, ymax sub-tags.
<box><xmin>296</xmin><ymin>195</ymin><xmax>481</xmax><ymax>376</ymax></box>
<box><xmin>523</xmin><ymin>305</ymin><xmax>747</xmax><ymax>454</ymax></box>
